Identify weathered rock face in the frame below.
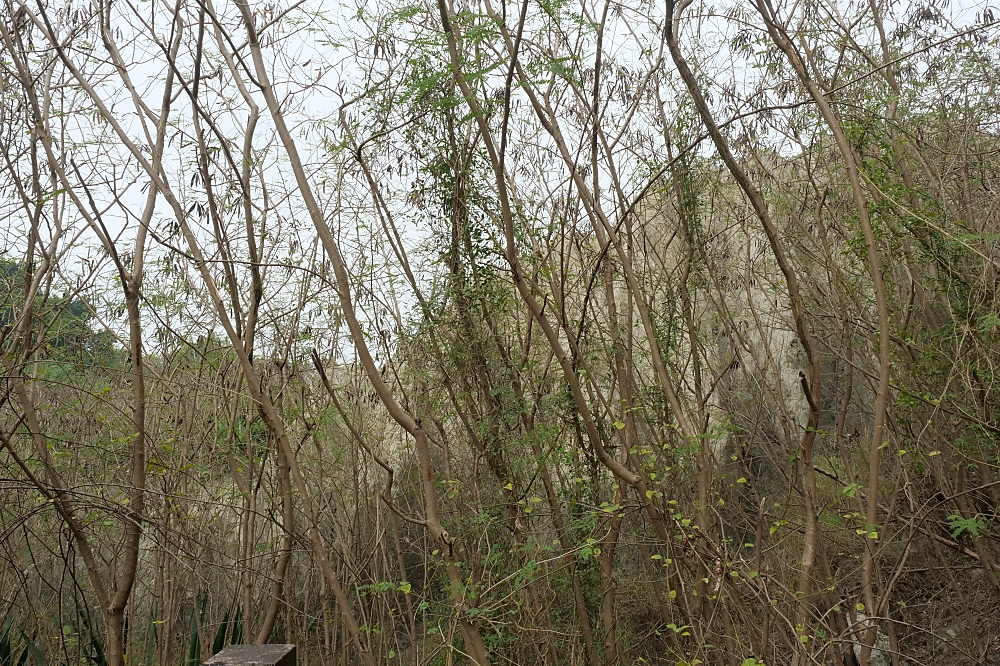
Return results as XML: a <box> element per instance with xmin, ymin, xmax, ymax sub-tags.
<box><xmin>850</xmin><ymin>613</ymin><xmax>891</xmax><ymax>666</ymax></box>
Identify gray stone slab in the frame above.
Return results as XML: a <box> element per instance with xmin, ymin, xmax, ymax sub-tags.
<box><xmin>202</xmin><ymin>644</ymin><xmax>295</xmax><ymax>666</ymax></box>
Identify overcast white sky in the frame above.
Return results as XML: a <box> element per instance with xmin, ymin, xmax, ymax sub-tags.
<box><xmin>3</xmin><ymin>0</ymin><xmax>997</xmax><ymax>358</ymax></box>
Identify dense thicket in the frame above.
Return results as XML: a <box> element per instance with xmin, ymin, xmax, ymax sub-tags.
<box><xmin>1</xmin><ymin>0</ymin><xmax>999</xmax><ymax>664</ymax></box>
